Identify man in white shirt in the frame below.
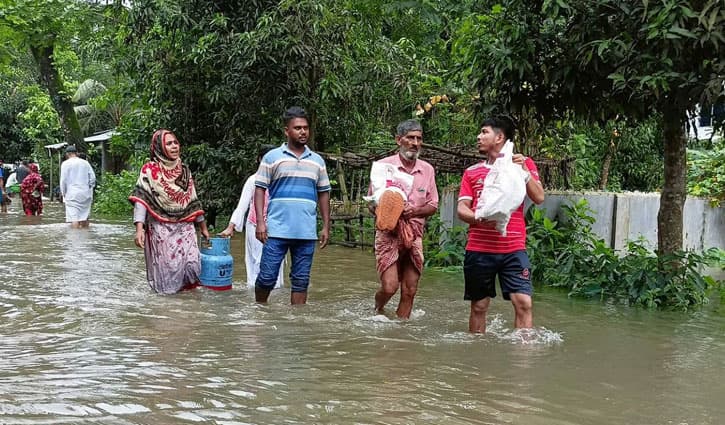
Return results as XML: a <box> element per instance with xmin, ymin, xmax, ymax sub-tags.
<box><xmin>60</xmin><ymin>145</ymin><xmax>96</xmax><ymax>228</ymax></box>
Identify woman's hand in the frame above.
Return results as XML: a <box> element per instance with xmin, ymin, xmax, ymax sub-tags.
<box><xmin>134</xmin><ymin>228</ymin><xmax>145</xmax><ymax>248</ymax></box>
<box><xmin>196</xmin><ymin>220</ymin><xmax>211</xmax><ymax>243</ymax></box>
<box><xmin>218</xmin><ymin>223</ymin><xmax>235</xmax><ymax>238</ymax></box>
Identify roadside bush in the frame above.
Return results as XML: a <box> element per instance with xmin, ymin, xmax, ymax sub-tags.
<box><xmin>688</xmin><ymin>143</ymin><xmax>725</xmax><ymax>207</ymax></box>
<box><xmin>526</xmin><ymin>199</ymin><xmax>723</xmax><ymax>310</ymax></box>
<box><xmin>423</xmin><ymin>214</ymin><xmax>467</xmax><ymax>271</ymax></box>
<box><xmin>93</xmin><ymin>169</ymin><xmax>137</xmax><ymax>217</ymax></box>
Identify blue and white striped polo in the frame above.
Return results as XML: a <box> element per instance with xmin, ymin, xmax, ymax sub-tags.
<box><xmin>255</xmin><ymin>143</ymin><xmax>331</xmax><ymax>240</ymax></box>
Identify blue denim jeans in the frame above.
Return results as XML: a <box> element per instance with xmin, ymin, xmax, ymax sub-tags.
<box><xmin>255</xmin><ymin>238</ymin><xmax>316</xmax><ymax>292</ymax></box>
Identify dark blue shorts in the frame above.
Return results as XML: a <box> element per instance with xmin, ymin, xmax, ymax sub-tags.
<box><xmin>256</xmin><ymin>237</ymin><xmax>316</xmax><ymax>292</ymax></box>
<box><xmin>463</xmin><ymin>250</ymin><xmax>533</xmax><ymax>301</ymax></box>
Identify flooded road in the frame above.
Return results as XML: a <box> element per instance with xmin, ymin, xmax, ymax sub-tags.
<box><xmin>1</xmin><ymin>201</ymin><xmax>725</xmax><ymax>424</ymax></box>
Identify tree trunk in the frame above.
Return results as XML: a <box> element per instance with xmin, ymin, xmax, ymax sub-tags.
<box><xmin>657</xmin><ymin>107</ymin><xmax>687</xmax><ymax>255</ymax></box>
<box><xmin>30</xmin><ymin>44</ymin><xmax>85</xmax><ymax>151</ymax></box>
<box><xmin>598</xmin><ymin>137</ymin><xmax>616</xmax><ymax>190</ymax></box>
<box><xmin>307</xmin><ymin>63</ymin><xmax>322</xmax><ymax>152</ymax></box>
<box><xmin>309</xmin><ymin>107</ymin><xmax>321</xmax><ymax>152</ymax></box>
<box><xmin>336</xmin><ymin>161</ymin><xmax>350</xmax><ymax>212</ymax></box>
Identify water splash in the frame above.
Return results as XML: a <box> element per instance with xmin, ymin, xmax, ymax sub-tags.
<box><xmin>409</xmin><ymin>308</ymin><xmax>426</xmax><ymax>320</ymax></box>
<box><xmin>496</xmin><ymin>326</ymin><xmax>564</xmax><ymax>345</ymax></box>
<box><xmin>369</xmin><ymin>314</ymin><xmax>395</xmax><ymax>323</ymax></box>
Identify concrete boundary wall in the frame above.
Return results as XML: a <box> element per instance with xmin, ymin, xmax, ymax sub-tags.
<box><xmin>440</xmin><ymin>188</ymin><xmax>725</xmax><ymax>256</ymax></box>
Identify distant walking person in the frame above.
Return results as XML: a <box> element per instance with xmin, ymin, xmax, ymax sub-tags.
<box><xmin>367</xmin><ymin>119</ymin><xmax>438</xmax><ymax>319</ymax></box>
<box><xmin>15</xmin><ymin>160</ymin><xmax>30</xmax><ymax>184</ymax></box>
<box><xmin>219</xmin><ymin>144</ymin><xmax>285</xmax><ymax>289</ymax></box>
<box><xmin>0</xmin><ymin>160</ymin><xmax>7</xmax><ymax>213</ymax></box>
<box><xmin>60</xmin><ymin>146</ymin><xmax>96</xmax><ymax>228</ymax></box>
<box><xmin>253</xmin><ymin>106</ymin><xmax>331</xmax><ymax>305</ymax></box>
<box><xmin>129</xmin><ymin>129</ymin><xmax>210</xmax><ymax>294</ymax></box>
<box><xmin>19</xmin><ymin>163</ymin><xmax>45</xmax><ymax>216</ymax></box>
<box><xmin>457</xmin><ymin>116</ymin><xmax>545</xmax><ymax>333</ymax></box>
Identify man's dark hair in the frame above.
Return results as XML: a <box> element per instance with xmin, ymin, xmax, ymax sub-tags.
<box><xmin>283</xmin><ymin>106</ymin><xmax>308</xmax><ymax>126</ymax></box>
<box><xmin>396</xmin><ymin>119</ymin><xmax>423</xmax><ymax>137</ymax></box>
<box><xmin>481</xmin><ymin>115</ymin><xmax>516</xmax><ymax>141</ymax></box>
<box><xmin>259</xmin><ymin>144</ymin><xmax>276</xmax><ymax>157</ymax></box>
<box><xmin>257</xmin><ymin>144</ymin><xmax>277</xmax><ymax>162</ymax></box>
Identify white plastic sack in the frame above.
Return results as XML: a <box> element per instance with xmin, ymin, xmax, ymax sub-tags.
<box><xmin>474</xmin><ymin>141</ymin><xmax>528</xmax><ymax>236</ymax></box>
<box><xmin>362</xmin><ymin>161</ymin><xmax>414</xmax><ymax>204</ymax></box>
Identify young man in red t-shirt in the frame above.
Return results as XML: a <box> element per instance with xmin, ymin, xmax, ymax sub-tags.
<box><xmin>457</xmin><ymin>116</ymin><xmax>545</xmax><ymax>333</ymax></box>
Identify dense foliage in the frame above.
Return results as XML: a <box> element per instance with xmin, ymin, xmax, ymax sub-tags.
<box><xmin>423</xmin><ymin>215</ymin><xmax>467</xmax><ymax>270</ymax></box>
<box><xmin>93</xmin><ymin>169</ymin><xmax>138</xmax><ymax>217</ymax></box>
<box><xmin>454</xmin><ymin>0</ymin><xmax>724</xmax><ymax>254</ymax></box>
<box><xmin>526</xmin><ymin>200</ymin><xmax>723</xmax><ymax>310</ymax></box>
<box><xmin>688</xmin><ymin>142</ymin><xmax>725</xmax><ymax>207</ymax></box>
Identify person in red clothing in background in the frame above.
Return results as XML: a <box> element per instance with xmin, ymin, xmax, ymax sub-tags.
<box><xmin>456</xmin><ymin>116</ymin><xmax>545</xmax><ymax>333</ymax></box>
<box><xmin>20</xmin><ymin>163</ymin><xmax>45</xmax><ymax>216</ymax></box>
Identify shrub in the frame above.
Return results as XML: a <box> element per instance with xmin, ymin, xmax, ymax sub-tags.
<box><xmin>423</xmin><ymin>215</ymin><xmax>467</xmax><ymax>271</ymax></box>
<box><xmin>93</xmin><ymin>169</ymin><xmax>137</xmax><ymax>217</ymax></box>
<box><xmin>526</xmin><ymin>199</ymin><xmax>723</xmax><ymax>310</ymax></box>
<box><xmin>688</xmin><ymin>143</ymin><xmax>725</xmax><ymax>207</ymax></box>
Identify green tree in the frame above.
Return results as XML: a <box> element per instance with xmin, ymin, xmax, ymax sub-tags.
<box><xmin>120</xmin><ymin>0</ymin><xmax>455</xmax><ymax>221</ymax></box>
<box><xmin>0</xmin><ymin>52</ymin><xmax>35</xmax><ymax>161</ymax></box>
<box><xmin>0</xmin><ymin>0</ymin><xmax>96</xmax><ymax>150</ymax></box>
<box><xmin>454</xmin><ymin>0</ymin><xmax>724</xmax><ymax>255</ymax></box>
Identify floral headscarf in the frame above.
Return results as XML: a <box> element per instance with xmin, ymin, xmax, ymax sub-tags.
<box><xmin>129</xmin><ymin>129</ymin><xmax>204</xmax><ymax>222</ymax></box>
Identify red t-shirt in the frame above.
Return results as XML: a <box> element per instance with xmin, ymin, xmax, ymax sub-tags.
<box><xmin>458</xmin><ymin>158</ymin><xmax>541</xmax><ymax>253</ymax></box>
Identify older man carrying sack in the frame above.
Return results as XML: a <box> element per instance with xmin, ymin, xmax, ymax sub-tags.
<box><xmin>60</xmin><ymin>145</ymin><xmax>96</xmax><ymax>228</ymax></box>
<box><xmin>367</xmin><ymin>119</ymin><xmax>438</xmax><ymax>319</ymax></box>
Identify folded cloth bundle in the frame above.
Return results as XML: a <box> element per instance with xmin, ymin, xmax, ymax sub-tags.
<box><xmin>375</xmin><ymin>189</ymin><xmax>405</xmax><ymax>231</ymax></box>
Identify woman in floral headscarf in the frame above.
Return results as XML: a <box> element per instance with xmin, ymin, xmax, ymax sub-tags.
<box><xmin>20</xmin><ymin>163</ymin><xmax>45</xmax><ymax>216</ymax></box>
<box><xmin>129</xmin><ymin>129</ymin><xmax>210</xmax><ymax>294</ymax></box>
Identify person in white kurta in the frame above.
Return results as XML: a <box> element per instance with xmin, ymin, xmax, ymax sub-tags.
<box><xmin>60</xmin><ymin>146</ymin><xmax>96</xmax><ymax>228</ymax></box>
<box><xmin>220</xmin><ymin>174</ymin><xmax>286</xmax><ymax>288</ymax></box>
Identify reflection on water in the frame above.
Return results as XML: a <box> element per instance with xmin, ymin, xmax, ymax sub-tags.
<box><xmin>1</xmin><ymin>202</ymin><xmax>725</xmax><ymax>424</ymax></box>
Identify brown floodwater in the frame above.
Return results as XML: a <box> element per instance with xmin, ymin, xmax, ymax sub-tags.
<box><xmin>1</xmin><ymin>200</ymin><xmax>725</xmax><ymax>424</ymax></box>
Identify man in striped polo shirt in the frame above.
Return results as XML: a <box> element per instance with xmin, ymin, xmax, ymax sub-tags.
<box><xmin>457</xmin><ymin>116</ymin><xmax>545</xmax><ymax>333</ymax></box>
<box><xmin>253</xmin><ymin>106</ymin><xmax>331</xmax><ymax>305</ymax></box>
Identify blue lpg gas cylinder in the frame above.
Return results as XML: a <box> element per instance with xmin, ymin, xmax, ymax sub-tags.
<box><xmin>199</xmin><ymin>237</ymin><xmax>234</xmax><ymax>290</ymax></box>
